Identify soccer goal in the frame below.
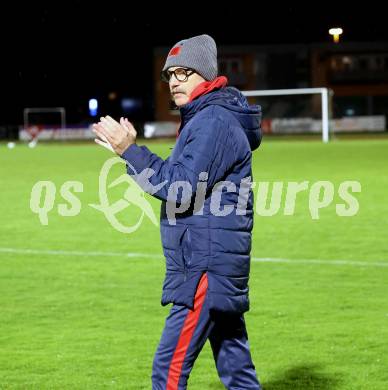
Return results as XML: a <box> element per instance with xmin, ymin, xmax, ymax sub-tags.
<box><xmin>242</xmin><ymin>88</ymin><xmax>333</xmax><ymax>143</ymax></box>
<box><xmin>20</xmin><ymin>107</ymin><xmax>66</xmax><ymax>145</ymax></box>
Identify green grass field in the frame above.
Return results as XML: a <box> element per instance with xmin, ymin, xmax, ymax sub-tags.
<box><xmin>1</xmin><ymin>138</ymin><xmax>387</xmax><ymax>389</ymax></box>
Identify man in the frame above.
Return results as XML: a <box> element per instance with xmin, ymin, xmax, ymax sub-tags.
<box><xmin>93</xmin><ymin>34</ymin><xmax>262</xmax><ymax>389</ymax></box>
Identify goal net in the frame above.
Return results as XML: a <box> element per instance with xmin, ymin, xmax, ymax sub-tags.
<box><xmin>242</xmin><ymin>88</ymin><xmax>332</xmax><ymax>143</ymax></box>
<box><xmin>21</xmin><ymin>107</ymin><xmax>66</xmax><ymax>142</ymax></box>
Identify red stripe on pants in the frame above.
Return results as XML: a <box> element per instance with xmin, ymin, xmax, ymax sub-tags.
<box><xmin>166</xmin><ymin>273</ymin><xmax>208</xmax><ymax>390</ymax></box>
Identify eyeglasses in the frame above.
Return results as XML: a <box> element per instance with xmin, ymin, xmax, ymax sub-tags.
<box><xmin>161</xmin><ymin>67</ymin><xmax>196</xmax><ymax>83</ymax></box>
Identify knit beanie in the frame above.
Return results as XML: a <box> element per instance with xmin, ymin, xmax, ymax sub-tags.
<box><xmin>162</xmin><ymin>34</ymin><xmax>218</xmax><ymax>81</ymax></box>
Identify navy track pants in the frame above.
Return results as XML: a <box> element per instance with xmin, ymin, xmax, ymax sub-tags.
<box><xmin>151</xmin><ymin>273</ymin><xmax>261</xmax><ymax>389</ymax></box>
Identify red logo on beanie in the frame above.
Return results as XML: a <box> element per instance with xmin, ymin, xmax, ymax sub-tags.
<box><xmin>168</xmin><ymin>46</ymin><xmax>181</xmax><ymax>57</ymax></box>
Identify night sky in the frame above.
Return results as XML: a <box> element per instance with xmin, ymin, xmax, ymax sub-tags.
<box><xmin>2</xmin><ymin>3</ymin><xmax>387</xmax><ymax>126</ymax></box>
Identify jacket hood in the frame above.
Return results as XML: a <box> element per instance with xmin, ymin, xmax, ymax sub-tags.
<box><xmin>180</xmin><ymin>86</ymin><xmax>262</xmax><ymax>151</ymax></box>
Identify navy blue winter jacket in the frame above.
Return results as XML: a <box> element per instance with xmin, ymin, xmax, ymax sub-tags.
<box><xmin>121</xmin><ymin>86</ymin><xmax>262</xmax><ymax>313</ymax></box>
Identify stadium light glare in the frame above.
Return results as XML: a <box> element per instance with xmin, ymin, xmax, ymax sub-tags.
<box><xmin>89</xmin><ymin>98</ymin><xmax>98</xmax><ymax>117</ymax></box>
<box><xmin>329</xmin><ymin>27</ymin><xmax>343</xmax><ymax>43</ymax></box>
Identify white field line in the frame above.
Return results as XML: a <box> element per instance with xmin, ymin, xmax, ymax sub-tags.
<box><xmin>0</xmin><ymin>247</ymin><xmax>387</xmax><ymax>268</ymax></box>
<box><xmin>0</xmin><ymin>247</ymin><xmax>162</xmax><ymax>260</ymax></box>
<box><xmin>251</xmin><ymin>257</ymin><xmax>388</xmax><ymax>267</ymax></box>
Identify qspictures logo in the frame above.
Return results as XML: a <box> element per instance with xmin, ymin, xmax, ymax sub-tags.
<box><xmin>30</xmin><ymin>157</ymin><xmax>361</xmax><ymax>234</ymax></box>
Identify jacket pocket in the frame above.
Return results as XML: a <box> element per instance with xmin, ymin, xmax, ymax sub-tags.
<box><xmin>161</xmin><ymin>225</ymin><xmax>187</xmax><ymax>250</ymax></box>
<box><xmin>181</xmin><ymin>228</ymin><xmax>192</xmax><ymax>280</ymax></box>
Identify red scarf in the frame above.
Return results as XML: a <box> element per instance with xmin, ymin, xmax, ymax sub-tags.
<box><xmin>189</xmin><ymin>76</ymin><xmax>228</xmax><ymax>102</ymax></box>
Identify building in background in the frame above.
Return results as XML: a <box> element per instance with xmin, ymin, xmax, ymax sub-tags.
<box><xmin>312</xmin><ymin>42</ymin><xmax>388</xmax><ymax>119</ymax></box>
<box><xmin>153</xmin><ymin>41</ymin><xmax>388</xmax><ymax>132</ymax></box>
